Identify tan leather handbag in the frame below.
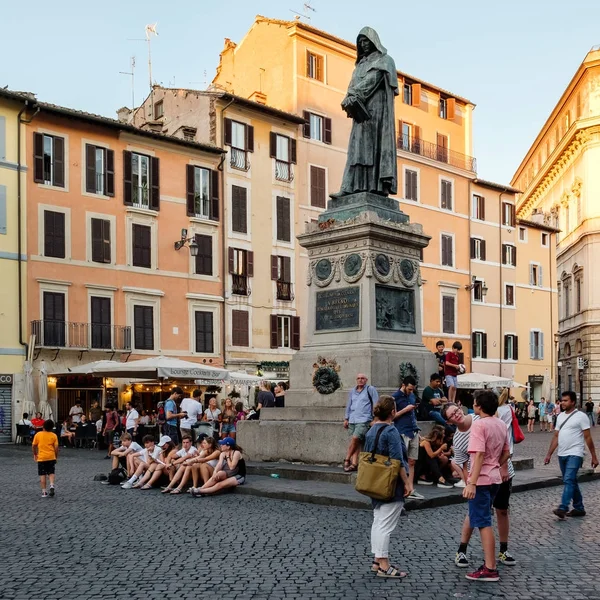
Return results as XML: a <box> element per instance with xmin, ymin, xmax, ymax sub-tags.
<box><xmin>355</xmin><ymin>425</ymin><xmax>401</xmax><ymax>501</ymax></box>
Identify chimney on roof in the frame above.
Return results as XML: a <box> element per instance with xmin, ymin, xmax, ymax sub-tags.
<box><xmin>116</xmin><ymin>107</ymin><xmax>133</xmax><ymax>124</ymax></box>
<box><xmin>531</xmin><ymin>209</ymin><xmax>545</xmax><ymax>224</ymax></box>
<box><xmin>249</xmin><ymin>91</ymin><xmax>267</xmax><ymax>105</ymax></box>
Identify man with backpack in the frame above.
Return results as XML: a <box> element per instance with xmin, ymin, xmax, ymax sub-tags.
<box><xmin>343</xmin><ymin>373</ymin><xmax>378</xmax><ymax>472</ymax></box>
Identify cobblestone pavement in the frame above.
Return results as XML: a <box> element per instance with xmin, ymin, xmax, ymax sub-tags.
<box><xmin>1</xmin><ymin>445</ymin><xmax>599</xmax><ymax>600</ymax></box>
<box><xmin>517</xmin><ymin>423</ymin><xmax>600</xmax><ymax>472</ymax></box>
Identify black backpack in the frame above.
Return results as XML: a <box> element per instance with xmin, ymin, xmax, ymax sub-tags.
<box><xmin>107</xmin><ymin>467</ymin><xmax>127</xmax><ymax>485</ymax></box>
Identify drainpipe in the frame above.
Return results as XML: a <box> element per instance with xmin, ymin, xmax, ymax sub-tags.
<box><xmin>219</xmin><ymin>97</ymin><xmax>235</xmax><ymax>370</ymax></box>
<box><xmin>548</xmin><ymin>231</ymin><xmax>555</xmax><ymax>400</ymax></box>
<box><xmin>468</xmin><ymin>180</ymin><xmax>473</xmax><ymax>373</ymax></box>
<box><xmin>498</xmin><ymin>191</ymin><xmax>505</xmax><ymax>379</ymax></box>
<box><xmin>17</xmin><ymin>101</ymin><xmax>40</xmax><ymax>360</ymax></box>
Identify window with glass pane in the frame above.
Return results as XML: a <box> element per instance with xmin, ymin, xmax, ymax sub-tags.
<box><xmin>309</xmin><ymin>114</ymin><xmax>323</xmax><ymax>141</ymax></box>
<box><xmin>276</xmin><ymin>135</ymin><xmax>289</xmax><ymax>162</ymax></box>
<box><xmin>277</xmin><ymin>316</ymin><xmax>291</xmax><ymax>348</ymax></box>
<box><xmin>132</xmin><ymin>153</ymin><xmax>150</xmax><ymax>207</ymax></box>
<box><xmin>231</xmin><ymin>122</ymin><xmax>246</xmax><ymax>149</ymax></box>
<box><xmin>472</xmin><ymin>195</ymin><xmax>484</xmax><ymax>219</ymax></box>
<box><xmin>439</xmin><ymin>98</ymin><xmax>447</xmax><ymax>119</ymax></box>
<box><xmin>505</xmin><ymin>285</ymin><xmax>514</xmax><ymax>306</ymax></box>
<box><xmin>473</xmin><ymin>332</ymin><xmax>483</xmax><ymax>357</ymax></box>
<box><xmin>473</xmin><ymin>281</ymin><xmax>484</xmax><ymax>302</ymax></box>
<box><xmin>194</xmin><ymin>167</ymin><xmax>210</xmax><ymax>218</ymax></box>
<box><xmin>95</xmin><ymin>147</ymin><xmax>105</xmax><ymax>195</ymax></box>
<box><xmin>233</xmin><ymin>249</ymin><xmax>246</xmax><ymax>275</ymax></box>
<box><xmin>401</xmin><ymin>123</ymin><xmax>411</xmax><ymax>149</ymax></box>
<box><xmin>403</xmin><ymin>83</ymin><xmax>412</xmax><ymax>104</ymax></box>
<box><xmin>43</xmin><ymin>135</ymin><xmax>53</xmax><ymax>185</ymax></box>
<box><xmin>519</xmin><ymin>227</ymin><xmax>526</xmax><ymax>241</ymax></box>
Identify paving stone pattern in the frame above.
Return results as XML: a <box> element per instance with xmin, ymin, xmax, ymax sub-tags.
<box><xmin>1</xmin><ymin>446</ymin><xmax>600</xmax><ymax>600</ymax></box>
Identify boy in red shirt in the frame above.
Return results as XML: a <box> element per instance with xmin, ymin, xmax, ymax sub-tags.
<box><xmin>32</xmin><ymin>420</ymin><xmax>59</xmax><ymax>498</ymax></box>
<box><xmin>444</xmin><ymin>341</ymin><xmax>462</xmax><ymax>403</ymax></box>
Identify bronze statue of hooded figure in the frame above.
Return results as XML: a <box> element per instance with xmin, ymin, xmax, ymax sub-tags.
<box><xmin>332</xmin><ymin>27</ymin><xmax>399</xmax><ymax>199</ymax></box>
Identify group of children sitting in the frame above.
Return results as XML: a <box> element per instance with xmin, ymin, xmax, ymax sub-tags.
<box><xmin>107</xmin><ymin>431</ymin><xmax>246</xmax><ymax>496</ymax></box>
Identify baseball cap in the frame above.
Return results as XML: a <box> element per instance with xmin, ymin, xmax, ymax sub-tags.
<box><xmin>219</xmin><ymin>437</ymin><xmax>235</xmax><ymax>447</ymax></box>
<box><xmin>157</xmin><ymin>435</ymin><xmax>172</xmax><ymax>447</ymax></box>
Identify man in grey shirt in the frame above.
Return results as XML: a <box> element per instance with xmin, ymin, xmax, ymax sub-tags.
<box><xmin>343</xmin><ymin>373</ymin><xmax>378</xmax><ymax>472</ymax></box>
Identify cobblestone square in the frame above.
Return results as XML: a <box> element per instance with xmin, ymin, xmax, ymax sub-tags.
<box><xmin>1</xmin><ymin>445</ymin><xmax>599</xmax><ymax>600</ymax></box>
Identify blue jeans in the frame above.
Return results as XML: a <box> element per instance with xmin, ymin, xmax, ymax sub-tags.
<box><xmin>558</xmin><ymin>455</ymin><xmax>584</xmax><ymax>512</ymax></box>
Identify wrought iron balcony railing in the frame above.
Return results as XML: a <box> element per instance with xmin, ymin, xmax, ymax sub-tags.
<box><xmin>230</xmin><ymin>147</ymin><xmax>250</xmax><ymax>171</ymax></box>
<box><xmin>231</xmin><ymin>274</ymin><xmax>250</xmax><ymax>296</ymax></box>
<box><xmin>276</xmin><ymin>281</ymin><xmax>294</xmax><ymax>301</ymax></box>
<box><xmin>31</xmin><ymin>321</ymin><xmax>132</xmax><ymax>351</ymax></box>
<box><xmin>275</xmin><ymin>160</ymin><xmax>294</xmax><ymax>182</ymax></box>
<box><xmin>397</xmin><ymin>134</ymin><xmax>477</xmax><ymax>173</ymax></box>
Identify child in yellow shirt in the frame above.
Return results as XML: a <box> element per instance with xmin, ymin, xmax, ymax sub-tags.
<box><xmin>32</xmin><ymin>420</ymin><xmax>59</xmax><ymax>498</ymax></box>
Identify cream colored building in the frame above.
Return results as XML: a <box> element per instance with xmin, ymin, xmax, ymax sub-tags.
<box><xmin>513</xmin><ymin>46</ymin><xmax>600</xmax><ymax>402</ymax></box>
<box><xmin>131</xmin><ymin>87</ymin><xmax>305</xmax><ymax>374</ymax></box>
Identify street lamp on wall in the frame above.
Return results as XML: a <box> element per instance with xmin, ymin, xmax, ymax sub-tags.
<box><xmin>173</xmin><ymin>228</ymin><xmax>199</xmax><ymax>257</ymax></box>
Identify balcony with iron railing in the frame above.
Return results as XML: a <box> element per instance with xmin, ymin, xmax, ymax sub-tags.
<box><xmin>276</xmin><ymin>281</ymin><xmax>294</xmax><ymax>301</ymax></box>
<box><xmin>275</xmin><ymin>160</ymin><xmax>294</xmax><ymax>182</ymax></box>
<box><xmin>232</xmin><ymin>274</ymin><xmax>251</xmax><ymax>296</ymax></box>
<box><xmin>397</xmin><ymin>134</ymin><xmax>477</xmax><ymax>173</ymax></box>
<box><xmin>31</xmin><ymin>321</ymin><xmax>132</xmax><ymax>351</ymax></box>
<box><xmin>230</xmin><ymin>147</ymin><xmax>250</xmax><ymax>171</ymax></box>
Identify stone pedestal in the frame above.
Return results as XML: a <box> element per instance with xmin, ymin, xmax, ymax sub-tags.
<box><xmin>238</xmin><ymin>192</ymin><xmax>437</xmax><ymax>464</ymax></box>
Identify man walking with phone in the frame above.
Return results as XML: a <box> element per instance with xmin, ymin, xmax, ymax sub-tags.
<box><xmin>544</xmin><ymin>390</ymin><xmax>598</xmax><ymax>519</ymax></box>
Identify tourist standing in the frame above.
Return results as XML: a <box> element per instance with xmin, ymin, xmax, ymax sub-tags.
<box><xmin>546</xmin><ymin>398</ymin><xmax>556</xmax><ymax>432</ymax></box>
<box><xmin>538</xmin><ymin>398</ymin><xmax>548</xmax><ymax>432</ymax></box>
<box><xmin>32</xmin><ymin>420</ymin><xmax>59</xmax><ymax>498</ymax></box>
<box><xmin>164</xmin><ymin>387</ymin><xmax>186</xmax><ymax>444</ymax></box>
<box><xmin>256</xmin><ymin>382</ymin><xmax>276</xmax><ymax>413</ymax></box>
<box><xmin>343</xmin><ymin>373</ymin><xmax>378</xmax><ymax>472</ymax></box>
<box><xmin>125</xmin><ymin>401</ymin><xmax>139</xmax><ymax>438</ymax></box>
<box><xmin>584</xmin><ymin>397</ymin><xmax>595</xmax><ymax>428</ymax></box>
<box><xmin>89</xmin><ymin>400</ymin><xmax>103</xmax><ymax>424</ymax></box>
<box><xmin>180</xmin><ymin>390</ymin><xmax>203</xmax><ymax>441</ymax></box>
<box><xmin>364</xmin><ymin>395</ymin><xmax>411</xmax><ymax>579</ymax></box>
<box><xmin>444</xmin><ymin>342</ymin><xmax>462</xmax><ymax>403</ymax></box>
<box><xmin>392</xmin><ymin>376</ymin><xmax>422</xmax><ymax>499</ymax></box>
<box><xmin>102</xmin><ymin>404</ymin><xmax>120</xmax><ymax>458</ymax></box>
<box><xmin>544</xmin><ymin>391</ymin><xmax>598</xmax><ymax>519</ymax></box>
<box><xmin>434</xmin><ymin>340</ymin><xmax>446</xmax><ymax>379</ymax></box>
<box><xmin>203</xmin><ymin>397</ymin><xmax>222</xmax><ymax>440</ymax></box>
<box><xmin>422</xmin><ymin>373</ymin><xmax>452</xmax><ymax>430</ymax></box>
<box><xmin>274</xmin><ymin>382</ymin><xmax>287</xmax><ymax>408</ymax></box>
<box><xmin>526</xmin><ymin>400</ymin><xmax>536</xmax><ymax>433</ymax></box>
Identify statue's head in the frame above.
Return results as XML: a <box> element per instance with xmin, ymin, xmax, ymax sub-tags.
<box><xmin>356</xmin><ymin>27</ymin><xmax>386</xmax><ymax>63</ymax></box>
<box><xmin>357</xmin><ymin>35</ymin><xmax>375</xmax><ymax>57</ymax></box>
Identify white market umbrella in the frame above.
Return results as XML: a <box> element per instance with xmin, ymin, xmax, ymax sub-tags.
<box><xmin>457</xmin><ymin>372</ymin><xmax>513</xmax><ymax>390</ymax></box>
<box><xmin>38</xmin><ymin>360</ymin><xmax>53</xmax><ymax>420</ymax></box>
<box><xmin>90</xmin><ymin>356</ymin><xmax>230</xmax><ymax>380</ymax></box>
<box><xmin>22</xmin><ymin>361</ymin><xmax>37</xmax><ymax>417</ymax></box>
<box><xmin>62</xmin><ymin>360</ymin><xmax>123</xmax><ymax>375</ymax></box>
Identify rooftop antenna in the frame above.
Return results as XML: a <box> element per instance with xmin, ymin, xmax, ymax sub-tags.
<box><xmin>289</xmin><ymin>1</ymin><xmax>316</xmax><ymax>21</ymax></box>
<box><xmin>145</xmin><ymin>24</ymin><xmax>159</xmax><ymax>91</ymax></box>
<box><xmin>119</xmin><ymin>56</ymin><xmax>136</xmax><ymax>108</ymax></box>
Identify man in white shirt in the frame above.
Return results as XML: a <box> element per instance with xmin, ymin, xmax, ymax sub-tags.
<box><xmin>180</xmin><ymin>390</ymin><xmax>203</xmax><ymax>442</ymax></box>
<box><xmin>110</xmin><ymin>432</ymin><xmax>143</xmax><ymax>475</ymax></box>
<box><xmin>69</xmin><ymin>401</ymin><xmax>84</xmax><ymax>424</ymax></box>
<box><xmin>18</xmin><ymin>413</ymin><xmax>33</xmax><ymax>427</ymax></box>
<box><xmin>163</xmin><ymin>435</ymin><xmax>198</xmax><ymax>491</ymax></box>
<box><xmin>122</xmin><ymin>435</ymin><xmax>167</xmax><ymax>488</ymax></box>
<box><xmin>125</xmin><ymin>402</ymin><xmax>140</xmax><ymax>437</ymax></box>
<box><xmin>544</xmin><ymin>390</ymin><xmax>598</xmax><ymax>519</ymax></box>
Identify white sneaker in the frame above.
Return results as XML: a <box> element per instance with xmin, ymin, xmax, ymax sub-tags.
<box><xmin>408</xmin><ymin>490</ymin><xmax>425</xmax><ymax>500</ymax></box>
<box><xmin>121</xmin><ymin>481</ymin><xmax>134</xmax><ymax>489</ymax></box>
<box><xmin>454</xmin><ymin>480</ymin><xmax>466</xmax><ymax>488</ymax></box>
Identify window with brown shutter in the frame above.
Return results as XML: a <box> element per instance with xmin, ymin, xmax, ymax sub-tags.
<box><xmin>405</xmin><ymin>169</ymin><xmax>418</xmax><ymax>201</ymax></box>
<box><xmin>310</xmin><ymin>166</ymin><xmax>326</xmax><ymax>208</ymax></box>
<box><xmin>324</xmin><ymin>118</ymin><xmax>332</xmax><ymax>144</ymax></box>
<box><xmin>210</xmin><ymin>170</ymin><xmax>220</xmax><ymax>221</ymax></box>
<box><xmin>123</xmin><ymin>150</ymin><xmax>133</xmax><ymax>205</ymax></box>
<box><xmin>437</xmin><ymin>133</ymin><xmax>449</xmax><ymax>163</ymax></box>
<box><xmin>271</xmin><ymin>255</ymin><xmax>279</xmax><ymax>280</ymax></box>
<box><xmin>231</xmin><ymin>186</ymin><xmax>247</xmax><ymax>233</ymax></box>
<box><xmin>91</xmin><ymin>218</ymin><xmax>111</xmax><ymax>264</ymax></box>
<box><xmin>34</xmin><ymin>133</ymin><xmax>65</xmax><ymax>187</ymax></box>
<box><xmin>441</xmin><ymin>234</ymin><xmax>453</xmax><ymax>267</ymax></box>
<box><xmin>133</xmin><ymin>305</ymin><xmax>154</xmax><ymax>350</ymax></box>
<box><xmin>132</xmin><ymin>223</ymin><xmax>151</xmax><ymax>268</ymax></box>
<box><xmin>91</xmin><ymin>296</ymin><xmax>111</xmax><ymax>349</ymax></box>
<box><xmin>291</xmin><ymin>316</ymin><xmax>301</xmax><ymax>350</ymax></box>
<box><xmin>194</xmin><ymin>234</ymin><xmax>212</xmax><ymax>275</ymax></box>
<box><xmin>186</xmin><ymin>165</ymin><xmax>211</xmax><ymax>218</ymax></box>
<box><xmin>232</xmin><ymin>309</ymin><xmax>249</xmax><ymax>347</ymax></box>
<box><xmin>442</xmin><ymin>295</ymin><xmax>455</xmax><ymax>334</ymax></box>
<box><xmin>44</xmin><ymin>210</ymin><xmax>66</xmax><ymax>259</ymax></box>
<box><xmin>276</xmin><ymin>196</ymin><xmax>291</xmax><ymax>242</ymax></box>
<box><xmin>505</xmin><ymin>285</ymin><xmax>515</xmax><ymax>306</ymax></box>
<box><xmin>150</xmin><ymin>156</ymin><xmax>160</xmax><ymax>211</ymax></box>
<box><xmin>43</xmin><ymin>291</ymin><xmax>65</xmax><ymax>347</ymax></box>
<box><xmin>441</xmin><ymin>180</ymin><xmax>452</xmax><ymax>210</ymax></box>
<box><xmin>302</xmin><ymin>111</ymin><xmax>311</xmax><ymax>138</ymax></box>
<box><xmin>195</xmin><ymin>311</ymin><xmax>214</xmax><ymax>353</ymax></box>
<box><xmin>306</xmin><ymin>51</ymin><xmax>324</xmax><ymax>82</ymax></box>
<box><xmin>270</xmin><ymin>314</ymin><xmax>279</xmax><ymax>348</ymax></box>
<box><xmin>447</xmin><ymin>98</ymin><xmax>456</xmax><ymax>120</ymax></box>
<box><xmin>85</xmin><ymin>144</ymin><xmax>114</xmax><ymax>196</ymax></box>
<box><xmin>411</xmin><ymin>83</ymin><xmax>421</xmax><ymax>107</ymax></box>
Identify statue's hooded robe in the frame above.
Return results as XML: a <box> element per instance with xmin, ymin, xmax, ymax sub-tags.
<box><xmin>339</xmin><ymin>27</ymin><xmax>399</xmax><ymax>196</ymax></box>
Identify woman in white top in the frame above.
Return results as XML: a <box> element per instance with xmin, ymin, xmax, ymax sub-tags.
<box><xmin>203</xmin><ymin>398</ymin><xmax>222</xmax><ymax>439</ymax></box>
<box><xmin>167</xmin><ymin>436</ymin><xmax>221</xmax><ymax>494</ymax></box>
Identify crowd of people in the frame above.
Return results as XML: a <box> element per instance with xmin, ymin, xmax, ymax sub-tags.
<box><xmin>344</xmin><ymin>368</ymin><xmax>598</xmax><ymax>583</ymax></box>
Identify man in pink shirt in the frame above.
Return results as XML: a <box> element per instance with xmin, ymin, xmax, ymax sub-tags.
<box><xmin>459</xmin><ymin>390</ymin><xmax>510</xmax><ymax>582</ymax></box>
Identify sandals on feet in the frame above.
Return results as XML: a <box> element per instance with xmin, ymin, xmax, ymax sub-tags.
<box><xmin>377</xmin><ymin>567</ymin><xmax>408</xmax><ymax>579</ymax></box>
<box><xmin>348</xmin><ymin>463</ymin><xmax>358</xmax><ymax>472</ymax></box>
<box><xmin>140</xmin><ymin>484</ymin><xmax>152</xmax><ymax>490</ymax></box>
<box><xmin>161</xmin><ymin>488</ymin><xmax>172</xmax><ymax>494</ymax></box>
<box><xmin>343</xmin><ymin>459</ymin><xmax>352</xmax><ymax>472</ymax></box>
<box><xmin>170</xmin><ymin>488</ymin><xmax>183</xmax><ymax>495</ymax></box>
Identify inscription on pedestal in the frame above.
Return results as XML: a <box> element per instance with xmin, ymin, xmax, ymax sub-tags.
<box><xmin>315</xmin><ymin>287</ymin><xmax>360</xmax><ymax>331</ymax></box>
<box><xmin>375</xmin><ymin>285</ymin><xmax>415</xmax><ymax>332</ymax></box>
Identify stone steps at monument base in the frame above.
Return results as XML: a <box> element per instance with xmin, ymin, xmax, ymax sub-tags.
<box><xmin>246</xmin><ymin>457</ymin><xmax>535</xmax><ymax>484</ymax></box>
<box><xmin>236</xmin><ymin>469</ymin><xmax>600</xmax><ymax>510</ymax></box>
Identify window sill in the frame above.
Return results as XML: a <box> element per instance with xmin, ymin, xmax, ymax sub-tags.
<box><xmin>126</xmin><ymin>206</ymin><xmax>158</xmax><ymax>217</ymax></box>
<box><xmin>82</xmin><ymin>191</ymin><xmax>112</xmax><ymax>201</ymax></box>
<box><xmin>36</xmin><ymin>182</ymin><xmax>68</xmax><ymax>193</ymax></box>
<box><xmin>189</xmin><ymin>216</ymin><xmax>218</xmax><ymax>227</ymax></box>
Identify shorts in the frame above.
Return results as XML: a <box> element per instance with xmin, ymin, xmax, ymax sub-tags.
<box><xmin>492</xmin><ymin>478</ymin><xmax>512</xmax><ymax>510</ymax></box>
<box><xmin>164</xmin><ymin>424</ymin><xmax>179</xmax><ymax>444</ymax></box>
<box><xmin>468</xmin><ymin>484</ymin><xmax>499</xmax><ymax>529</ymax></box>
<box><xmin>222</xmin><ymin>424</ymin><xmax>236</xmax><ymax>435</ymax></box>
<box><xmin>38</xmin><ymin>460</ymin><xmax>56</xmax><ymax>476</ymax></box>
<box><xmin>348</xmin><ymin>422</ymin><xmax>370</xmax><ymax>441</ymax></box>
<box><xmin>235</xmin><ymin>475</ymin><xmax>246</xmax><ymax>485</ymax></box>
<box><xmin>546</xmin><ymin>415</ymin><xmax>553</xmax><ymax>423</ymax></box>
<box><xmin>445</xmin><ymin>375</ymin><xmax>458</xmax><ymax>389</ymax></box>
<box><xmin>401</xmin><ymin>433</ymin><xmax>420</xmax><ymax>461</ymax></box>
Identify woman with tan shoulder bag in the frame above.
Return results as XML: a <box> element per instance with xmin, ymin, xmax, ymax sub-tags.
<box><xmin>361</xmin><ymin>395</ymin><xmax>412</xmax><ymax>579</ymax></box>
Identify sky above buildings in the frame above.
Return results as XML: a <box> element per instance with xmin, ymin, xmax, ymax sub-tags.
<box><xmin>1</xmin><ymin>0</ymin><xmax>599</xmax><ymax>184</ymax></box>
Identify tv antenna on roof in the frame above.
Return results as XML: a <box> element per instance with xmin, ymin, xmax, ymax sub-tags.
<box><xmin>119</xmin><ymin>56</ymin><xmax>136</xmax><ymax>109</ymax></box>
<box><xmin>290</xmin><ymin>1</ymin><xmax>316</xmax><ymax>21</ymax></box>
